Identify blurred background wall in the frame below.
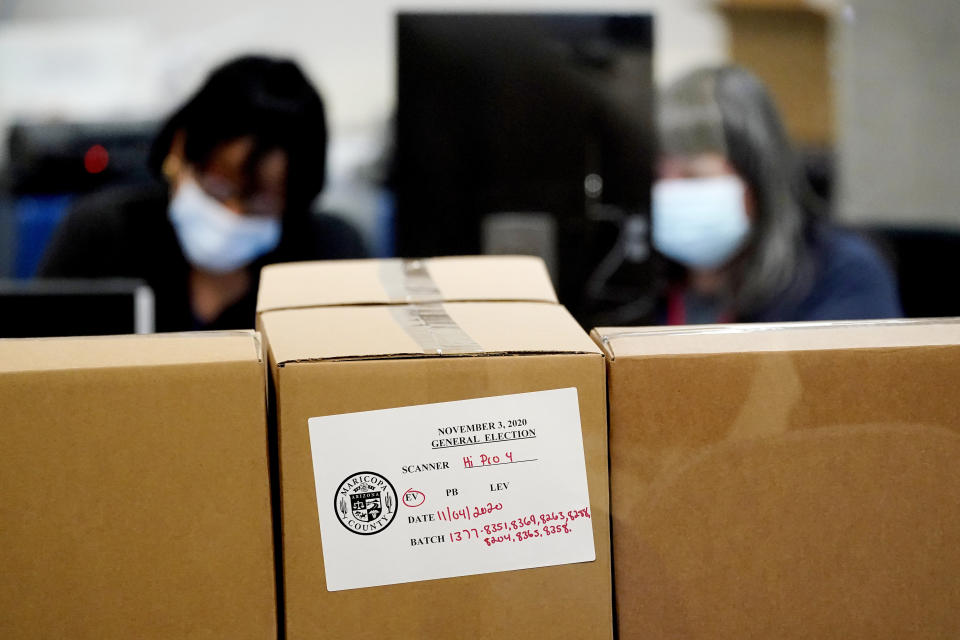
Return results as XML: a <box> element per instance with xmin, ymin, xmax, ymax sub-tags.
<box><xmin>835</xmin><ymin>0</ymin><xmax>960</xmax><ymax>229</ymax></box>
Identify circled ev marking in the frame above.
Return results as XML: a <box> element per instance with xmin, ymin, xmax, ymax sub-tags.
<box><xmin>403</xmin><ymin>488</ymin><xmax>426</xmax><ymax>507</ymax></box>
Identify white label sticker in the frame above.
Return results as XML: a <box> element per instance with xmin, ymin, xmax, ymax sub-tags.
<box><xmin>308</xmin><ymin>387</ymin><xmax>596</xmax><ymax>591</ymax></box>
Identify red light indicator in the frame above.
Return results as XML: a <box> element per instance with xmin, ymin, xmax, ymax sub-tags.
<box><xmin>84</xmin><ymin>144</ymin><xmax>109</xmax><ymax>174</ymax></box>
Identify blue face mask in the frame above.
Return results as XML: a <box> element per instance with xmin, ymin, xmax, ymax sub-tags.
<box><xmin>168</xmin><ymin>176</ymin><xmax>281</xmax><ymax>273</ymax></box>
<box><xmin>651</xmin><ymin>175</ymin><xmax>751</xmax><ymax>270</ymax></box>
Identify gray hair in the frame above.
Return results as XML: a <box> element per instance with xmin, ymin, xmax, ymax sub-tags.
<box><xmin>659</xmin><ymin>65</ymin><xmax>814</xmax><ymax>317</ymax></box>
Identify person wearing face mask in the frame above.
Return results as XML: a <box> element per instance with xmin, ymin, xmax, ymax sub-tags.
<box><xmin>40</xmin><ymin>55</ymin><xmax>366</xmax><ymax>331</ymax></box>
<box><xmin>651</xmin><ymin>65</ymin><xmax>901</xmax><ymax>324</ymax></box>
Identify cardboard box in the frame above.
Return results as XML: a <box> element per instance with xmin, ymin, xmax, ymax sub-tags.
<box><xmin>592</xmin><ymin>319</ymin><xmax>960</xmax><ymax>639</ymax></box>
<box><xmin>258</xmin><ymin>257</ymin><xmax>612</xmax><ymax>640</ymax></box>
<box><xmin>0</xmin><ymin>332</ymin><xmax>276</xmax><ymax>639</ymax></box>
<box><xmin>257</xmin><ymin>255</ymin><xmax>558</xmax><ymax>314</ymax></box>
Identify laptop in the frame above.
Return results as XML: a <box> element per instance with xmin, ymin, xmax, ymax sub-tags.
<box><xmin>0</xmin><ymin>278</ymin><xmax>154</xmax><ymax>338</ymax></box>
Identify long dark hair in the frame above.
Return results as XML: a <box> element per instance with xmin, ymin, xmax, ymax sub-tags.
<box><xmin>148</xmin><ymin>54</ymin><xmax>328</xmax><ymax>259</ymax></box>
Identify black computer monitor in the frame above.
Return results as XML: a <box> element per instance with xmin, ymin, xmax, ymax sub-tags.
<box><xmin>395</xmin><ymin>12</ymin><xmax>655</xmax><ymax>321</ymax></box>
<box><xmin>0</xmin><ymin>278</ymin><xmax>155</xmax><ymax>338</ymax></box>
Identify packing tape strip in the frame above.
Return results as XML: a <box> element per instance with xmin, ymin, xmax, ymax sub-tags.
<box><xmin>391</xmin><ymin>303</ymin><xmax>484</xmax><ymax>355</ymax></box>
<box><xmin>379</xmin><ymin>258</ymin><xmax>443</xmax><ymax>303</ymax></box>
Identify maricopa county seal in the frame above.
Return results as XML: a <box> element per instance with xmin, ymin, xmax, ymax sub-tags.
<box><xmin>334</xmin><ymin>472</ymin><xmax>398</xmax><ymax>535</ymax></box>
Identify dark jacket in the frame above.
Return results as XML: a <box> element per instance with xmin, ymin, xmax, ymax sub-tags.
<box><xmin>747</xmin><ymin>225</ymin><xmax>902</xmax><ymax>322</ymax></box>
<box><xmin>39</xmin><ymin>184</ymin><xmax>367</xmax><ymax>331</ymax></box>
<box><xmin>661</xmin><ymin>224</ymin><xmax>903</xmax><ymax>325</ymax></box>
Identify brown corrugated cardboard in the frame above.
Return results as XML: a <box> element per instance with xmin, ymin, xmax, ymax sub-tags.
<box><xmin>0</xmin><ymin>332</ymin><xmax>276</xmax><ymax>639</ymax></box>
<box><xmin>262</xmin><ymin>302</ymin><xmax>599</xmax><ymax>362</ymax></box>
<box><xmin>259</xmin><ymin>267</ymin><xmax>612</xmax><ymax>639</ymax></box>
<box><xmin>592</xmin><ymin>319</ymin><xmax>960</xmax><ymax>639</ymax></box>
<box><xmin>256</xmin><ymin>255</ymin><xmax>558</xmax><ymax>313</ymax></box>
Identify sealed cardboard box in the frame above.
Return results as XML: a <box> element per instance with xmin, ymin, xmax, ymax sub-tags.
<box><xmin>0</xmin><ymin>332</ymin><xmax>276</xmax><ymax>639</ymax></box>
<box><xmin>257</xmin><ymin>255</ymin><xmax>558</xmax><ymax>314</ymax></box>
<box><xmin>258</xmin><ymin>257</ymin><xmax>611</xmax><ymax>640</ymax></box>
<box><xmin>592</xmin><ymin>320</ymin><xmax>960</xmax><ymax>640</ymax></box>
